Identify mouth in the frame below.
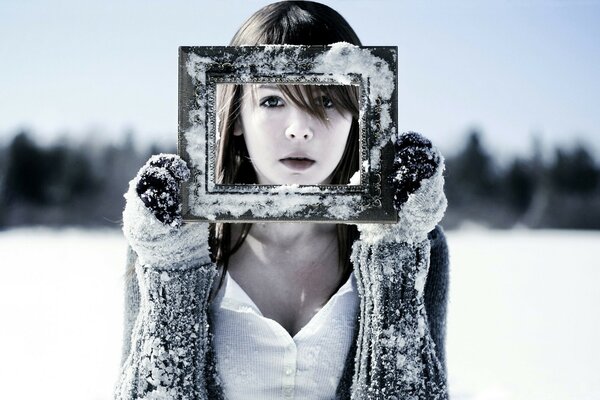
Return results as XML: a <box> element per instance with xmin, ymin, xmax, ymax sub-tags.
<box><xmin>279</xmin><ymin>156</ymin><xmax>316</xmax><ymax>171</ymax></box>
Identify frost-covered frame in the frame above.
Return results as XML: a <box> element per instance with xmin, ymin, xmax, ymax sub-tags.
<box><xmin>178</xmin><ymin>44</ymin><xmax>398</xmax><ymax>222</ymax></box>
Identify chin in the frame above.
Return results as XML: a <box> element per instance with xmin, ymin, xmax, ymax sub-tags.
<box><xmin>264</xmin><ymin>171</ymin><xmax>332</xmax><ymax>185</ymax></box>
<box><xmin>290</xmin><ymin>177</ymin><xmax>330</xmax><ymax>185</ymax></box>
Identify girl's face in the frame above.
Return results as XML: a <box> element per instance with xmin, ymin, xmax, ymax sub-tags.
<box><xmin>236</xmin><ymin>85</ymin><xmax>353</xmax><ymax>185</ymax></box>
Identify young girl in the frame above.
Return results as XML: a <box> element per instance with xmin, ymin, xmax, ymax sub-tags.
<box><xmin>116</xmin><ymin>2</ymin><xmax>449</xmax><ymax>399</ymax></box>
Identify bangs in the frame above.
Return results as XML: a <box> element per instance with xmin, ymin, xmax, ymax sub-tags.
<box><xmin>246</xmin><ymin>84</ymin><xmax>359</xmax><ymax>123</ymax></box>
<box><xmin>282</xmin><ymin>84</ymin><xmax>359</xmax><ymax>121</ymax></box>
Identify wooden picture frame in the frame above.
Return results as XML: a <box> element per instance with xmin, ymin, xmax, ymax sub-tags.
<box><xmin>178</xmin><ymin>44</ymin><xmax>398</xmax><ymax>223</ymax></box>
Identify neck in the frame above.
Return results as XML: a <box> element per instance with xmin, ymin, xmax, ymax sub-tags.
<box><xmin>229</xmin><ymin>222</ymin><xmax>339</xmax><ymax>274</ymax></box>
<box><xmin>247</xmin><ymin>222</ymin><xmax>336</xmax><ymax>247</ymax></box>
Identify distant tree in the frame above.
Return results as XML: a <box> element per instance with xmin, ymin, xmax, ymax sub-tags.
<box><xmin>3</xmin><ymin>132</ymin><xmax>99</xmax><ymax>208</ymax></box>
<box><xmin>549</xmin><ymin>144</ymin><xmax>599</xmax><ymax>195</ymax></box>
<box><xmin>3</xmin><ymin>131</ymin><xmax>49</xmax><ymax>205</ymax></box>
<box><xmin>504</xmin><ymin>158</ymin><xmax>536</xmax><ymax>214</ymax></box>
<box><xmin>47</xmin><ymin>143</ymin><xmax>98</xmax><ymax>203</ymax></box>
<box><xmin>0</xmin><ymin>143</ymin><xmax>6</xmax><ymax>227</ymax></box>
<box><xmin>445</xmin><ymin>129</ymin><xmax>500</xmax><ymax>207</ymax></box>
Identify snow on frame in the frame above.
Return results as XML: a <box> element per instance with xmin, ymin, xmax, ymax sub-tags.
<box><xmin>181</xmin><ymin>43</ymin><xmax>397</xmax><ymax>221</ymax></box>
<box><xmin>1</xmin><ymin>227</ymin><xmax>599</xmax><ymax>400</ymax></box>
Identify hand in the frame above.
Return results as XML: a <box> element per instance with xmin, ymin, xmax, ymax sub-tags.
<box><xmin>358</xmin><ymin>132</ymin><xmax>447</xmax><ymax>243</ymax></box>
<box><xmin>122</xmin><ymin>154</ymin><xmax>211</xmax><ymax>269</ymax></box>
<box><xmin>135</xmin><ymin>153</ymin><xmax>190</xmax><ymax>227</ymax></box>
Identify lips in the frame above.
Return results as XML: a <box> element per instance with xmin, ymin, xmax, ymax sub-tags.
<box><xmin>280</xmin><ymin>154</ymin><xmax>315</xmax><ymax>171</ymax></box>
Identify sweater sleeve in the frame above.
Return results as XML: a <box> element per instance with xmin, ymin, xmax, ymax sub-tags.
<box><xmin>424</xmin><ymin>226</ymin><xmax>450</xmax><ymax>373</ymax></box>
<box><xmin>120</xmin><ymin>246</ymin><xmax>141</xmax><ymax>368</ymax></box>
<box><xmin>349</xmin><ymin>226</ymin><xmax>449</xmax><ymax>399</ymax></box>
<box><xmin>114</xmin><ymin>253</ymin><xmax>220</xmax><ymax>400</ymax></box>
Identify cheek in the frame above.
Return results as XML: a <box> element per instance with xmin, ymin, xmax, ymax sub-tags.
<box><xmin>244</xmin><ymin>111</ymin><xmax>287</xmax><ymax>139</ymax></box>
<box><xmin>329</xmin><ymin>116</ymin><xmax>353</xmax><ymax>146</ymax></box>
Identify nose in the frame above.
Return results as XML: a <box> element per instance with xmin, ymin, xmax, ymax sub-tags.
<box><xmin>285</xmin><ymin>111</ymin><xmax>314</xmax><ymax>141</ymax></box>
<box><xmin>285</xmin><ymin>129</ymin><xmax>313</xmax><ymax>141</ymax></box>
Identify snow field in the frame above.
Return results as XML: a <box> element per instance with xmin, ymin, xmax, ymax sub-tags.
<box><xmin>0</xmin><ymin>228</ymin><xmax>598</xmax><ymax>399</ymax></box>
<box><xmin>0</xmin><ymin>228</ymin><xmax>127</xmax><ymax>400</ymax></box>
<box><xmin>446</xmin><ymin>229</ymin><xmax>600</xmax><ymax>400</ymax></box>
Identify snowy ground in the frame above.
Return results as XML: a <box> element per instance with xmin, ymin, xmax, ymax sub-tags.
<box><xmin>0</xmin><ymin>227</ymin><xmax>598</xmax><ymax>399</ymax></box>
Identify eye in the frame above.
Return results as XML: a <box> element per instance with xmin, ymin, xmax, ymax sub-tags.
<box><xmin>259</xmin><ymin>96</ymin><xmax>285</xmax><ymax>108</ymax></box>
<box><xmin>318</xmin><ymin>95</ymin><xmax>334</xmax><ymax>109</ymax></box>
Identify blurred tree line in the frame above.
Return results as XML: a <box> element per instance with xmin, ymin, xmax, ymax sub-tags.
<box><xmin>0</xmin><ymin>130</ymin><xmax>173</xmax><ymax>228</ymax></box>
<box><xmin>0</xmin><ymin>129</ymin><xmax>599</xmax><ymax>230</ymax></box>
<box><xmin>444</xmin><ymin>129</ymin><xmax>600</xmax><ymax>229</ymax></box>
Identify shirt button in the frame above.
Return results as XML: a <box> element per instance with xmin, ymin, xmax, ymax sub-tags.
<box><xmin>285</xmin><ymin>367</ymin><xmax>293</xmax><ymax>376</ymax></box>
<box><xmin>283</xmin><ymin>386</ymin><xmax>293</xmax><ymax>396</ymax></box>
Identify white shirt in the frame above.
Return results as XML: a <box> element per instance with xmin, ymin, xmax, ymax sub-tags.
<box><xmin>209</xmin><ymin>271</ymin><xmax>359</xmax><ymax>400</ymax></box>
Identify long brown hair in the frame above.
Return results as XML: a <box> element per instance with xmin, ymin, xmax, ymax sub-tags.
<box><xmin>211</xmin><ymin>1</ymin><xmax>362</xmax><ymax>286</ymax></box>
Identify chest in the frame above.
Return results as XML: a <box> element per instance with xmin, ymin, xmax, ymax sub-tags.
<box><xmin>209</xmin><ymin>271</ymin><xmax>359</xmax><ymax>399</ymax></box>
<box><xmin>227</xmin><ymin>242</ymin><xmax>344</xmax><ymax>337</ymax></box>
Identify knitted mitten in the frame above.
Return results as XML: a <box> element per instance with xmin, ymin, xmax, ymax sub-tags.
<box><xmin>122</xmin><ymin>154</ymin><xmax>210</xmax><ymax>269</ymax></box>
<box><xmin>352</xmin><ymin>133</ymin><xmax>448</xmax><ymax>399</ymax></box>
<box><xmin>115</xmin><ymin>154</ymin><xmax>220</xmax><ymax>400</ymax></box>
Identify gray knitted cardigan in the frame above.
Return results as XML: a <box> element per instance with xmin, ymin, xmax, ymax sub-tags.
<box><xmin>115</xmin><ymin>225</ymin><xmax>449</xmax><ymax>399</ymax></box>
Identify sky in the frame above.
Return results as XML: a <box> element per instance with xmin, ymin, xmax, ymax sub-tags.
<box><xmin>1</xmin><ymin>0</ymin><xmax>599</xmax><ymax>157</ymax></box>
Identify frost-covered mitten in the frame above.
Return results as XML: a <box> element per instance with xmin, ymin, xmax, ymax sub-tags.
<box><xmin>116</xmin><ymin>154</ymin><xmax>220</xmax><ymax>400</ymax></box>
<box><xmin>359</xmin><ymin>132</ymin><xmax>446</xmax><ymax>245</ymax></box>
<box><xmin>351</xmin><ymin>133</ymin><xmax>448</xmax><ymax>399</ymax></box>
<box><xmin>122</xmin><ymin>153</ymin><xmax>210</xmax><ymax>269</ymax></box>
